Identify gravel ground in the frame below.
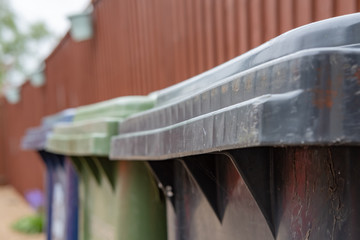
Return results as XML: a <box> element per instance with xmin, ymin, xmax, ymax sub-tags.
<box><xmin>0</xmin><ymin>185</ymin><xmax>44</xmax><ymax>240</ymax></box>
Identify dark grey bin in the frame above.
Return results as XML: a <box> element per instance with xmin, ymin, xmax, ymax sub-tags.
<box><xmin>111</xmin><ymin>13</ymin><xmax>360</xmax><ymax>240</ymax></box>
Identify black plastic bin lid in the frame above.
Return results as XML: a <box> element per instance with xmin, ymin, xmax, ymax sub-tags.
<box><xmin>110</xmin><ymin>14</ymin><xmax>360</xmax><ymax>161</ymax></box>
<box><xmin>152</xmin><ymin>13</ymin><xmax>360</xmax><ymax>106</ymax></box>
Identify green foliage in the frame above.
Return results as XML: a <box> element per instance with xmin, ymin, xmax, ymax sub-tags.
<box><xmin>12</xmin><ymin>213</ymin><xmax>44</xmax><ymax>234</ymax></box>
<box><xmin>0</xmin><ymin>0</ymin><xmax>51</xmax><ymax>89</ymax></box>
<box><xmin>29</xmin><ymin>22</ymin><xmax>49</xmax><ymax>40</ymax></box>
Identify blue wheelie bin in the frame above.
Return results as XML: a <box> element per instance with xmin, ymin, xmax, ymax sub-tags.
<box><xmin>22</xmin><ymin>109</ymin><xmax>78</xmax><ymax>240</ymax></box>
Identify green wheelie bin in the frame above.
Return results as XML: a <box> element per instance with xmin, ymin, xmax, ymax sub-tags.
<box><xmin>46</xmin><ymin>96</ymin><xmax>167</xmax><ymax>240</ymax></box>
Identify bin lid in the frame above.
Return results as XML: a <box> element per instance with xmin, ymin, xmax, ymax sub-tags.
<box><xmin>150</xmin><ymin>13</ymin><xmax>360</xmax><ymax>107</ymax></box>
<box><xmin>42</xmin><ymin>108</ymin><xmax>76</xmax><ymax>127</ymax></box>
<box><xmin>46</xmin><ymin>96</ymin><xmax>155</xmax><ymax>156</ymax></box>
<box><xmin>110</xmin><ymin>13</ymin><xmax>360</xmax><ymax>160</ymax></box>
<box><xmin>22</xmin><ymin>109</ymin><xmax>75</xmax><ymax>150</ymax></box>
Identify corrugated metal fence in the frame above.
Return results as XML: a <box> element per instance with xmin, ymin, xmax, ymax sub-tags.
<box><xmin>1</xmin><ymin>83</ymin><xmax>46</xmax><ymax>192</ymax></box>
<box><xmin>0</xmin><ymin>99</ymin><xmax>5</xmax><ymax>184</ymax></box>
<box><xmin>0</xmin><ymin>0</ymin><xmax>359</xmax><ymax>194</ymax></box>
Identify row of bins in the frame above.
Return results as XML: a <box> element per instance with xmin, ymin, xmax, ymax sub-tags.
<box><xmin>22</xmin><ymin>14</ymin><xmax>360</xmax><ymax>240</ymax></box>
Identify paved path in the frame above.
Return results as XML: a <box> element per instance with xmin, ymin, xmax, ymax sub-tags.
<box><xmin>0</xmin><ymin>186</ymin><xmax>44</xmax><ymax>240</ymax></box>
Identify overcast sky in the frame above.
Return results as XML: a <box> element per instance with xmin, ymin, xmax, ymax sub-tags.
<box><xmin>6</xmin><ymin>0</ymin><xmax>89</xmax><ymax>86</ymax></box>
<box><xmin>10</xmin><ymin>0</ymin><xmax>89</xmax><ymax>36</ymax></box>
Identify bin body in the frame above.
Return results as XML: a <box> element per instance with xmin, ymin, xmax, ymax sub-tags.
<box><xmin>39</xmin><ymin>152</ymin><xmax>78</xmax><ymax>240</ymax></box>
<box><xmin>75</xmin><ymin>157</ymin><xmax>117</xmax><ymax>240</ymax></box>
<box><xmin>150</xmin><ymin>147</ymin><xmax>360</xmax><ymax>240</ymax></box>
<box><xmin>163</xmin><ymin>157</ymin><xmax>273</xmax><ymax>240</ymax></box>
<box><xmin>273</xmin><ymin>147</ymin><xmax>360</xmax><ymax>239</ymax></box>
<box><xmin>116</xmin><ymin>161</ymin><xmax>166</xmax><ymax>240</ymax></box>
<box><xmin>46</xmin><ymin>96</ymin><xmax>167</xmax><ymax>240</ymax></box>
<box><xmin>110</xmin><ymin>14</ymin><xmax>360</xmax><ymax>240</ymax></box>
<box><xmin>22</xmin><ymin>109</ymin><xmax>78</xmax><ymax>240</ymax></box>
<box><xmin>75</xmin><ymin>159</ymin><xmax>166</xmax><ymax>240</ymax></box>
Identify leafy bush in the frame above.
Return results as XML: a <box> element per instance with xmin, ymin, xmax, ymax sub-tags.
<box><xmin>12</xmin><ymin>213</ymin><xmax>44</xmax><ymax>234</ymax></box>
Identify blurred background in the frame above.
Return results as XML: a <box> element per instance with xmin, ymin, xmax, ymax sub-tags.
<box><xmin>0</xmin><ymin>0</ymin><xmax>359</xmax><ymax>237</ymax></box>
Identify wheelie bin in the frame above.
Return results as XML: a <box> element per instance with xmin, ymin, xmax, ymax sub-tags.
<box><xmin>110</xmin><ymin>13</ymin><xmax>360</xmax><ymax>240</ymax></box>
<box><xmin>22</xmin><ymin>109</ymin><xmax>78</xmax><ymax>240</ymax></box>
<box><xmin>45</xmin><ymin>96</ymin><xmax>167</xmax><ymax>240</ymax></box>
